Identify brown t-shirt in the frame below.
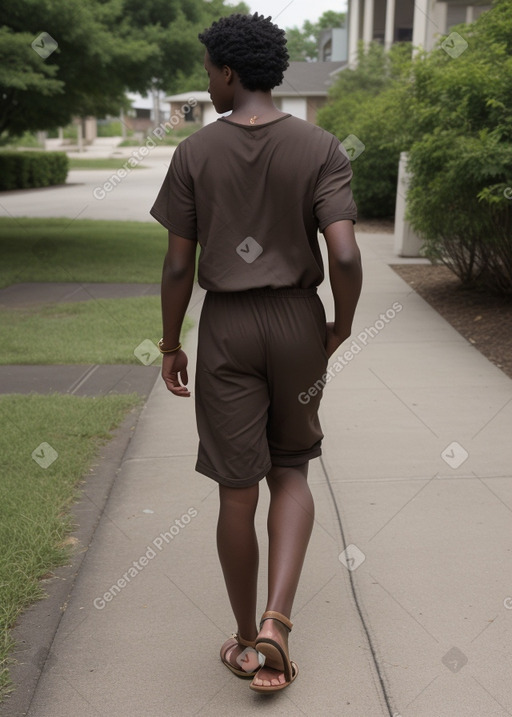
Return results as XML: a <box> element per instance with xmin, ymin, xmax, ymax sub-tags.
<box><xmin>150</xmin><ymin>114</ymin><xmax>357</xmax><ymax>292</ymax></box>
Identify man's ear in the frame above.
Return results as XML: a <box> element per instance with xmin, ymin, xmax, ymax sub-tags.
<box><xmin>222</xmin><ymin>65</ymin><xmax>234</xmax><ymax>84</ymax></box>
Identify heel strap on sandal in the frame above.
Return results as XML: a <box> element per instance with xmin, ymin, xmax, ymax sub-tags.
<box><xmin>259</xmin><ymin>610</ymin><xmax>293</xmax><ymax>631</ymax></box>
<box><xmin>235</xmin><ymin>633</ymin><xmax>257</xmax><ymax>648</ymax></box>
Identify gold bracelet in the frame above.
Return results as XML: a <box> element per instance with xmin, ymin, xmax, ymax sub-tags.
<box><xmin>158</xmin><ymin>339</ymin><xmax>182</xmax><ymax>354</ymax></box>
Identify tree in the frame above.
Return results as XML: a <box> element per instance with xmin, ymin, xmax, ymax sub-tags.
<box><xmin>0</xmin><ymin>0</ymin><xmax>156</xmax><ymax>138</ymax></box>
<box><xmin>285</xmin><ymin>11</ymin><xmax>346</xmax><ymax>62</ymax></box>
<box><xmin>0</xmin><ymin>0</ymin><xmax>248</xmax><ymax>140</ymax></box>
<box><xmin>122</xmin><ymin>0</ymin><xmax>249</xmax><ymax>94</ymax></box>
<box><xmin>164</xmin><ymin>0</ymin><xmax>250</xmax><ymax>95</ymax></box>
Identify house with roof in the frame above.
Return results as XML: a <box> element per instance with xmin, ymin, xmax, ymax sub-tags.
<box><xmin>164</xmin><ymin>61</ymin><xmax>347</xmax><ymax>129</ymax></box>
<box><xmin>124</xmin><ymin>91</ymin><xmax>169</xmax><ymax>135</ymax></box>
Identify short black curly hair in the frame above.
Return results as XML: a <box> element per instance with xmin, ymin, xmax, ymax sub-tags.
<box><xmin>198</xmin><ymin>13</ymin><xmax>289</xmax><ymax>92</ymax></box>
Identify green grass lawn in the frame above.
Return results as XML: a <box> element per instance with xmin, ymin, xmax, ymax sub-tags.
<box><xmin>67</xmin><ymin>158</ymin><xmax>148</xmax><ymax>170</ymax></box>
<box><xmin>0</xmin><ymin>216</ymin><xmax>198</xmax><ymax>702</ymax></box>
<box><xmin>0</xmin><ymin>218</ymin><xmax>167</xmax><ymax>288</ymax></box>
<box><xmin>0</xmin><ymin>296</ymin><xmax>193</xmax><ymax>364</ymax></box>
<box><xmin>0</xmin><ymin>393</ymin><xmax>142</xmax><ymax>701</ymax></box>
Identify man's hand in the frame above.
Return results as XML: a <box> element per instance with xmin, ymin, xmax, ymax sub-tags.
<box><xmin>324</xmin><ymin>221</ymin><xmax>362</xmax><ymax>350</ymax></box>
<box><xmin>160</xmin><ymin>231</ymin><xmax>196</xmax><ymax>398</ymax></box>
<box><xmin>325</xmin><ymin>321</ymin><xmax>348</xmax><ymax>358</ymax></box>
<box><xmin>161</xmin><ymin>350</ymin><xmax>190</xmax><ymax>397</ymax></box>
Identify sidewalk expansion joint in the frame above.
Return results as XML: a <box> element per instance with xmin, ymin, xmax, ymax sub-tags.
<box><xmin>320</xmin><ymin>454</ymin><xmax>395</xmax><ymax>717</ymax></box>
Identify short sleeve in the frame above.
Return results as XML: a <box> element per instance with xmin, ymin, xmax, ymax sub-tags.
<box><xmin>313</xmin><ymin>140</ymin><xmax>358</xmax><ymax>232</ymax></box>
<box><xmin>149</xmin><ymin>143</ymin><xmax>197</xmax><ymax>239</ymax></box>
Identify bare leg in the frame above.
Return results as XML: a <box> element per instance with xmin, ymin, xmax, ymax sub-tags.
<box><xmin>266</xmin><ymin>462</ymin><xmax>314</xmax><ymax>615</ymax></box>
<box><xmin>217</xmin><ymin>483</ymin><xmax>260</xmax><ymax>668</ymax></box>
<box><xmin>253</xmin><ymin>462</ymin><xmax>314</xmax><ymax>688</ymax></box>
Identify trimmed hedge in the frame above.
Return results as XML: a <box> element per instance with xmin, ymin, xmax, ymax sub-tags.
<box><xmin>0</xmin><ymin>151</ymin><xmax>68</xmax><ymax>191</ymax></box>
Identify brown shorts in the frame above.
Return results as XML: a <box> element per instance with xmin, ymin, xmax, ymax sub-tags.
<box><xmin>194</xmin><ymin>287</ymin><xmax>329</xmax><ymax>488</ymax></box>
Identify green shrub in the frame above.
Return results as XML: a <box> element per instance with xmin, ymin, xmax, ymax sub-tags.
<box><xmin>336</xmin><ymin>83</ymin><xmax>411</xmax><ymax>218</ymax></box>
<box><xmin>47</xmin><ymin>125</ymin><xmax>77</xmax><ymax>140</ymax></box>
<box><xmin>407</xmin><ymin>131</ymin><xmax>512</xmax><ymax>293</ymax></box>
<box><xmin>0</xmin><ymin>132</ymin><xmax>43</xmax><ymax>149</ymax></box>
<box><xmin>97</xmin><ymin>120</ymin><xmax>123</xmax><ymax>137</ymax></box>
<box><xmin>405</xmin><ymin>0</ymin><xmax>512</xmax><ymax>293</ymax></box>
<box><xmin>318</xmin><ymin>42</ymin><xmax>413</xmax><ymax>218</ymax></box>
<box><xmin>0</xmin><ymin>151</ymin><xmax>68</xmax><ymax>191</ymax></box>
<box><xmin>319</xmin><ymin>0</ymin><xmax>512</xmax><ymax>293</ymax></box>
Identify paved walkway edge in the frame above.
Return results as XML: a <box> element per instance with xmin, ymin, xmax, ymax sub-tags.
<box><xmin>0</xmin><ymin>401</ymin><xmax>149</xmax><ymax>717</ymax></box>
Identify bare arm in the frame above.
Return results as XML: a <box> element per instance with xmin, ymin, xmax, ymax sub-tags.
<box><xmin>160</xmin><ymin>231</ymin><xmax>197</xmax><ymax>397</ymax></box>
<box><xmin>323</xmin><ymin>220</ymin><xmax>363</xmax><ymax>357</ymax></box>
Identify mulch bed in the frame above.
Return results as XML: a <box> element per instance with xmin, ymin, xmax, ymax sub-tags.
<box><xmin>391</xmin><ymin>264</ymin><xmax>512</xmax><ymax>380</ymax></box>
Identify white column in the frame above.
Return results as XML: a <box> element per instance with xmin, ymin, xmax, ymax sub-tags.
<box><xmin>363</xmin><ymin>0</ymin><xmax>374</xmax><ymax>45</ymax></box>
<box><xmin>394</xmin><ymin>152</ymin><xmax>424</xmax><ymax>257</ymax></box>
<box><xmin>348</xmin><ymin>0</ymin><xmax>360</xmax><ymax>67</ymax></box>
<box><xmin>412</xmin><ymin>0</ymin><xmax>429</xmax><ymax>56</ymax></box>
<box><xmin>466</xmin><ymin>5</ymin><xmax>474</xmax><ymax>23</ymax></box>
<box><xmin>384</xmin><ymin>0</ymin><xmax>396</xmax><ymax>50</ymax></box>
<box><xmin>436</xmin><ymin>1</ymin><xmax>448</xmax><ymax>37</ymax></box>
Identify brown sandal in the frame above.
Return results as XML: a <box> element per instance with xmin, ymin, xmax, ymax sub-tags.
<box><xmin>220</xmin><ymin>633</ymin><xmax>262</xmax><ymax>678</ymax></box>
<box><xmin>250</xmin><ymin>610</ymin><xmax>299</xmax><ymax>692</ymax></box>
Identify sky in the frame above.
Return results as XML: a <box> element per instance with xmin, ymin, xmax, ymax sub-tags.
<box><xmin>242</xmin><ymin>0</ymin><xmax>348</xmax><ymax>30</ymax></box>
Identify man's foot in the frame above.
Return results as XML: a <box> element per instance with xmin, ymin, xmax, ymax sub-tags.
<box><xmin>251</xmin><ymin>664</ymin><xmax>287</xmax><ymax>689</ymax></box>
<box><xmin>251</xmin><ymin>617</ymin><xmax>288</xmax><ymax>687</ymax></box>
<box><xmin>220</xmin><ymin>635</ymin><xmax>261</xmax><ymax>677</ymax></box>
<box><xmin>250</xmin><ymin>611</ymin><xmax>298</xmax><ymax>692</ymax></box>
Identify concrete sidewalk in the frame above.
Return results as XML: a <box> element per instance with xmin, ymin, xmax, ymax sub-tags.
<box><xmin>0</xmin><ymin>147</ymin><xmax>174</xmax><ymax>222</ymax></box>
<box><xmin>3</xmin><ymin>234</ymin><xmax>511</xmax><ymax>717</ymax></box>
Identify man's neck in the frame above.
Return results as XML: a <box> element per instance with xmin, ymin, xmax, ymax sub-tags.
<box><xmin>227</xmin><ymin>90</ymin><xmax>285</xmax><ymax>125</ymax></box>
